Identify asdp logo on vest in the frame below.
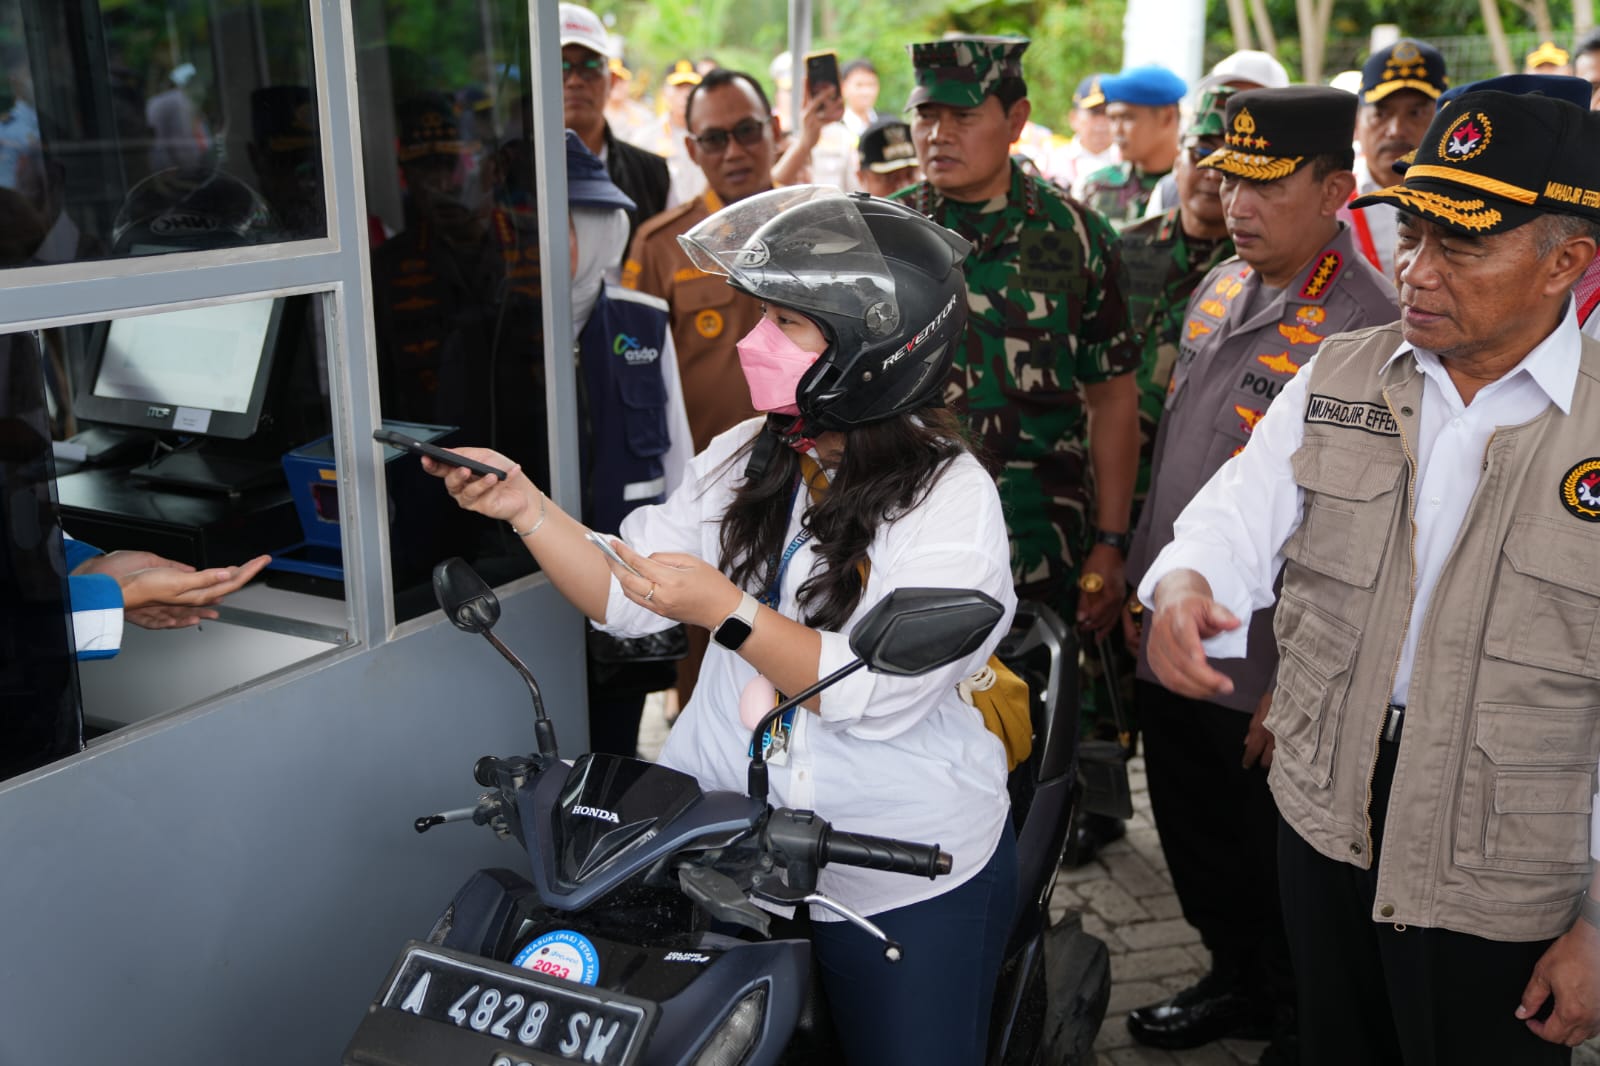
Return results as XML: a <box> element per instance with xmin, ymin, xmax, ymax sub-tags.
<box><xmin>613</xmin><ymin>333</ymin><xmax>659</xmax><ymax>366</ymax></box>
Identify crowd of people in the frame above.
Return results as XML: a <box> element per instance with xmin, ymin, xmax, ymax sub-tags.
<box><xmin>18</xmin><ymin>1</ymin><xmax>1600</xmax><ymax>1060</ymax></box>
<box><xmin>514</xmin><ymin>7</ymin><xmax>1600</xmax><ymax>1064</ymax></box>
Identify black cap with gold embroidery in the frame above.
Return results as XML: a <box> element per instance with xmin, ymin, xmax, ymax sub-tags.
<box><xmin>1361</xmin><ymin>38</ymin><xmax>1448</xmax><ymax>103</ymax></box>
<box><xmin>1351</xmin><ymin>88</ymin><xmax>1600</xmax><ymax>234</ymax></box>
<box><xmin>1199</xmin><ymin>87</ymin><xmax>1356</xmax><ymax>183</ymax></box>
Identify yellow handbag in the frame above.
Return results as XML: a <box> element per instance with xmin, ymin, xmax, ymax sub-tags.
<box><xmin>957</xmin><ymin>657</ymin><xmax>1034</xmax><ymax>771</ymax></box>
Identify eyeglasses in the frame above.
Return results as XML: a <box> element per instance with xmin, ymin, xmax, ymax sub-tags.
<box><xmin>692</xmin><ymin>118</ymin><xmax>769</xmax><ymax>153</ymax></box>
<box><xmin>1185</xmin><ymin>140</ymin><xmax>1223</xmax><ymax>164</ymax></box>
<box><xmin>561</xmin><ymin>57</ymin><xmax>606</xmax><ymax>80</ymax></box>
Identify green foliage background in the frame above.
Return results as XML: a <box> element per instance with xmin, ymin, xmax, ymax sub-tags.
<box><xmin>591</xmin><ymin>0</ymin><xmax>1576</xmax><ymax>135</ymax></box>
<box><xmin>592</xmin><ymin>0</ymin><xmax>1125</xmax><ymax>134</ymax></box>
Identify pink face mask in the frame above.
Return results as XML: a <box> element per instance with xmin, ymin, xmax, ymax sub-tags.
<box><xmin>735</xmin><ymin>318</ymin><xmax>821</xmax><ymax>415</ymax></box>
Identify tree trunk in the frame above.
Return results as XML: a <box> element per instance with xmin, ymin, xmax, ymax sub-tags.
<box><xmin>1295</xmin><ymin>0</ymin><xmax>1330</xmax><ymax>82</ymax></box>
<box><xmin>1480</xmin><ymin>0</ymin><xmax>1515</xmax><ymax>73</ymax></box>
<box><xmin>1577</xmin><ymin>0</ymin><xmax>1595</xmax><ymax>38</ymax></box>
<box><xmin>1247</xmin><ymin>0</ymin><xmax>1277</xmax><ymax>55</ymax></box>
<box><xmin>1507</xmin><ymin>0</ymin><xmax>1555</xmax><ymax>41</ymax></box>
<box><xmin>1225</xmin><ymin>0</ymin><xmax>1254</xmax><ymax>51</ymax></box>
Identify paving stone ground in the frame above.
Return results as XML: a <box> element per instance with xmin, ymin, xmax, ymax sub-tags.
<box><xmin>639</xmin><ymin>695</ymin><xmax>1600</xmax><ymax>1065</ymax></box>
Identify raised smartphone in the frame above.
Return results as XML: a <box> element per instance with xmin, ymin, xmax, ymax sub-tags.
<box><xmin>805</xmin><ymin>51</ymin><xmax>840</xmax><ymax>96</ymax></box>
<box><xmin>373</xmin><ymin>428</ymin><xmax>508</xmax><ymax>480</ymax></box>
<box><xmin>586</xmin><ymin>530</ymin><xmax>645</xmax><ymax>579</ymax></box>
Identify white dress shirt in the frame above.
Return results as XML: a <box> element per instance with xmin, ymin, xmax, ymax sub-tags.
<box><xmin>1137</xmin><ymin>307</ymin><xmax>1600</xmax><ymax>856</ymax></box>
<box><xmin>599</xmin><ymin>418</ymin><xmax>1016</xmax><ymax>916</ymax></box>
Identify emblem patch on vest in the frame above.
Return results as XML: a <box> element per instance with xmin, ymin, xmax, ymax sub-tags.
<box><xmin>1298</xmin><ymin>252</ymin><xmax>1342</xmax><ymax>300</ymax></box>
<box><xmin>1304</xmin><ymin>393</ymin><xmax>1400</xmax><ymax>436</ymax></box>
<box><xmin>1559</xmin><ymin>458</ymin><xmax>1600</xmax><ymax>522</ymax></box>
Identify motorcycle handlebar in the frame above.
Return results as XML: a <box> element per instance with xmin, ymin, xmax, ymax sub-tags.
<box><xmin>822</xmin><ymin>829</ymin><xmax>952</xmax><ymax>880</ymax></box>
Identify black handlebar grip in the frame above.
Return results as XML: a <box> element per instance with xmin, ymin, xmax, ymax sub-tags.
<box><xmin>822</xmin><ymin>829</ymin><xmax>953</xmax><ymax>879</ymax></box>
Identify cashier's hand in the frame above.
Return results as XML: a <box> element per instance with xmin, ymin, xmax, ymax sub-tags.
<box><xmin>1518</xmin><ymin>915</ymin><xmax>1600</xmax><ymax>1046</ymax></box>
<box><xmin>422</xmin><ymin>446</ymin><xmax>534</xmax><ymax>524</ymax></box>
<box><xmin>606</xmin><ymin>541</ymin><xmax>740</xmax><ymax>632</ymax></box>
<box><xmin>74</xmin><ymin>550</ymin><xmax>271</xmax><ymax>628</ymax></box>
<box><xmin>1145</xmin><ymin>569</ymin><xmax>1239</xmax><ymax>699</ymax></box>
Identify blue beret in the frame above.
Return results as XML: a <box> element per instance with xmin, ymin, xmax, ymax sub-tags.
<box><xmin>565</xmin><ymin>129</ymin><xmax>635</xmax><ymax>212</ymax></box>
<box><xmin>1099</xmin><ymin>64</ymin><xmax>1187</xmax><ymax>106</ymax></box>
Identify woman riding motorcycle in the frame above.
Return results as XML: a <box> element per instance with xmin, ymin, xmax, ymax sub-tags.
<box><xmin>426</xmin><ymin>186</ymin><xmax>1017</xmax><ymax>1065</ymax></box>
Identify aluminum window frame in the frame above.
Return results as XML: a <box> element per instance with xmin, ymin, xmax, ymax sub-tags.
<box><xmin>0</xmin><ymin>0</ymin><xmax>581</xmax><ymax>692</ymax></box>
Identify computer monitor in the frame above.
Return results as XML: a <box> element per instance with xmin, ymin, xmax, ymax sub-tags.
<box><xmin>72</xmin><ymin>297</ymin><xmax>287</xmax><ymax>441</ymax></box>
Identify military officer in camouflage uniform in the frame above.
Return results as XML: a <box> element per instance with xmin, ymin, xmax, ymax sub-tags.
<box><xmin>1121</xmin><ymin>88</ymin><xmax>1398</xmax><ymax>1057</ymax></box>
<box><xmin>1119</xmin><ymin>86</ymin><xmax>1237</xmax><ymax>503</ymax></box>
<box><xmin>1079</xmin><ymin>65</ymin><xmax>1186</xmax><ymax>231</ymax></box>
<box><xmin>896</xmin><ymin>35</ymin><xmax>1140</xmax><ymax>638</ymax></box>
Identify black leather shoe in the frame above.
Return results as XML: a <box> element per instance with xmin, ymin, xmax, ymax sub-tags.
<box><xmin>1125</xmin><ymin>974</ymin><xmax>1274</xmax><ymax>1050</ymax></box>
<box><xmin>1060</xmin><ymin>812</ymin><xmax>1127</xmax><ymax>868</ymax></box>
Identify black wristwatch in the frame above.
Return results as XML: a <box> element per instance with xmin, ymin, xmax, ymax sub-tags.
<box><xmin>1094</xmin><ymin>529</ymin><xmax>1132</xmax><ymax>554</ymax></box>
<box><xmin>712</xmin><ymin>592</ymin><xmax>761</xmax><ymax>651</ymax></box>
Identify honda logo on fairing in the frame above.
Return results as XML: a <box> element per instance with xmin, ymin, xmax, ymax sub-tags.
<box><xmin>570</xmin><ymin>805</ymin><xmax>620</xmax><ymax>824</ymax></box>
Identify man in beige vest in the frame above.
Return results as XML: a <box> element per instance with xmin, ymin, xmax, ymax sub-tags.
<box><xmin>1139</xmin><ymin>88</ymin><xmax>1600</xmax><ymax>1062</ymax></box>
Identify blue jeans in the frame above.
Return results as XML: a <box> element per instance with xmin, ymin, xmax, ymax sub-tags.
<box><xmin>810</xmin><ymin>821</ymin><xmax>1018</xmax><ymax>1066</ymax></box>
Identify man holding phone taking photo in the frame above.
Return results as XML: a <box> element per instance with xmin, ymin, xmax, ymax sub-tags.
<box><xmin>773</xmin><ymin>50</ymin><xmax>856</xmax><ymax>191</ymax></box>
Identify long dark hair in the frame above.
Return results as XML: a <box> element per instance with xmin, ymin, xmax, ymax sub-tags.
<box><xmin>717</xmin><ymin>407</ymin><xmax>970</xmax><ymax>632</ymax></box>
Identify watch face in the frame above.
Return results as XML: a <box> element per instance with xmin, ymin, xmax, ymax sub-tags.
<box><xmin>713</xmin><ymin>616</ymin><xmax>753</xmax><ymax>651</ymax></box>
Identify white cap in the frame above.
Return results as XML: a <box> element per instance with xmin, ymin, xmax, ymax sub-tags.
<box><xmin>1328</xmin><ymin>69</ymin><xmax>1364</xmax><ymax>96</ymax></box>
<box><xmin>769</xmin><ymin>52</ymin><xmax>793</xmax><ymax>85</ymax></box>
<box><xmin>558</xmin><ymin>3</ymin><xmax>611</xmax><ymax>58</ymax></box>
<box><xmin>1193</xmin><ymin>49</ymin><xmax>1291</xmax><ymax>98</ymax></box>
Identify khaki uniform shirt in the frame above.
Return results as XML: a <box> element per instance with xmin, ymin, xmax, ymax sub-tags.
<box><xmin>622</xmin><ymin>191</ymin><xmax>759</xmax><ymax>451</ymax></box>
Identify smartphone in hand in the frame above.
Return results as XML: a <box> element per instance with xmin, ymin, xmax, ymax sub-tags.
<box><xmin>586</xmin><ymin>531</ymin><xmax>645</xmax><ymax>579</ymax></box>
<box><xmin>805</xmin><ymin>51</ymin><xmax>840</xmax><ymax>97</ymax></box>
<box><xmin>373</xmin><ymin>428</ymin><xmax>508</xmax><ymax>481</ymax></box>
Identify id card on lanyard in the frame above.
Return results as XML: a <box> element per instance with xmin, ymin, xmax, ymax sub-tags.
<box><xmin>746</xmin><ymin>476</ymin><xmax>813</xmax><ymax>766</ymax></box>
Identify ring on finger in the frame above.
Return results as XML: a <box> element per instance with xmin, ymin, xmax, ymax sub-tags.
<box><xmin>644</xmin><ymin>583</ymin><xmax>656</xmax><ymax>603</ymax></box>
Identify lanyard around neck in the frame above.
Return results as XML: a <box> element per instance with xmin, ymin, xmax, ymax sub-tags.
<box><xmin>756</xmin><ymin>455</ymin><xmax>831</xmax><ymax>610</ymax></box>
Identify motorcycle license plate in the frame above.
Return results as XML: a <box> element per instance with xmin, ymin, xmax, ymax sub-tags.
<box><xmin>380</xmin><ymin>944</ymin><xmax>653</xmax><ymax>1065</ymax></box>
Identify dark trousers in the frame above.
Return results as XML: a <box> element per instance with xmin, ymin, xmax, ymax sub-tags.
<box><xmin>810</xmin><ymin>822</ymin><xmax>1018</xmax><ymax>1066</ymax></box>
<box><xmin>1138</xmin><ymin>681</ymin><xmax>1292</xmax><ymax>1003</ymax></box>
<box><xmin>1278</xmin><ymin>729</ymin><xmax>1570</xmax><ymax>1066</ymax></box>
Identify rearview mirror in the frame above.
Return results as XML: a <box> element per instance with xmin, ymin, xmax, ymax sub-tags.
<box><xmin>847</xmin><ymin>588</ymin><xmax>1004</xmax><ymax>677</ymax></box>
<box><xmin>432</xmin><ymin>557</ymin><xmax>500</xmax><ymax>633</ymax></box>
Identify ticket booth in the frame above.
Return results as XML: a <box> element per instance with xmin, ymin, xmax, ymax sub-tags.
<box><xmin>0</xmin><ymin>2</ymin><xmax>590</xmax><ymax>1062</ymax></box>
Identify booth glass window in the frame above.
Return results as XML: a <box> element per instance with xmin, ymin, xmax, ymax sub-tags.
<box><xmin>23</xmin><ymin>289</ymin><xmax>349</xmax><ymax>748</ymax></box>
<box><xmin>355</xmin><ymin>0</ymin><xmax>544</xmax><ymax>622</ymax></box>
<box><xmin>0</xmin><ymin>0</ymin><xmax>325</xmax><ymax>270</ymax></box>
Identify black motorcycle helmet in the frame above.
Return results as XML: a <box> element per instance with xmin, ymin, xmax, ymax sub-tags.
<box><xmin>679</xmin><ymin>186</ymin><xmax>970</xmax><ymax>433</ymax></box>
<box><xmin>111</xmin><ymin>166</ymin><xmax>278</xmax><ymax>254</ymax></box>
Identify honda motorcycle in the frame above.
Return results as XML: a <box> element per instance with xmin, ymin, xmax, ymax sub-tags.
<box><xmin>344</xmin><ymin>559</ymin><xmax>1108</xmax><ymax>1066</ymax></box>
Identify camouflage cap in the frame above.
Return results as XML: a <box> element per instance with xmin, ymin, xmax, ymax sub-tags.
<box><xmin>1185</xmin><ymin>85</ymin><xmax>1234</xmax><ymax>139</ymax></box>
<box><xmin>905</xmin><ymin>36</ymin><xmax>1029</xmax><ymax>109</ymax></box>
